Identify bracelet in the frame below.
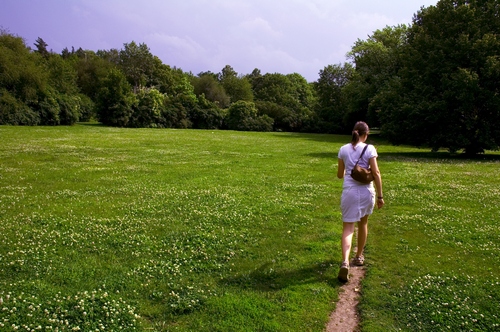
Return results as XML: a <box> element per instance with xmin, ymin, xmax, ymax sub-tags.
<box><xmin>378</xmin><ymin>197</ymin><xmax>383</xmax><ymax>199</ymax></box>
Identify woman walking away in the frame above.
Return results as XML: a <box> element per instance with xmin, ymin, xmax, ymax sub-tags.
<box><xmin>336</xmin><ymin>121</ymin><xmax>384</xmax><ymax>282</ymax></box>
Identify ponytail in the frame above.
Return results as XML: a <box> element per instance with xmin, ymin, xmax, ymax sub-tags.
<box><xmin>351</xmin><ymin>130</ymin><xmax>360</xmax><ymax>146</ymax></box>
<box><xmin>350</xmin><ymin>121</ymin><xmax>369</xmax><ymax>147</ymax></box>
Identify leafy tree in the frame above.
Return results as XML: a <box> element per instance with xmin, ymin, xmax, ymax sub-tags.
<box><xmin>252</xmin><ymin>73</ymin><xmax>314</xmax><ymax>131</ymax></box>
<box><xmin>225</xmin><ymin>76</ymin><xmax>253</xmax><ymax>103</ymax></box>
<box><xmin>0</xmin><ymin>32</ymin><xmax>49</xmax><ymax>124</ymax></box>
<box><xmin>96</xmin><ymin>68</ymin><xmax>137</xmax><ymax>127</ymax></box>
<box><xmin>246</xmin><ymin>68</ymin><xmax>262</xmax><ymax>87</ymax></box>
<box><xmin>219</xmin><ymin>65</ymin><xmax>254</xmax><ymax>103</ymax></box>
<box><xmin>345</xmin><ymin>24</ymin><xmax>409</xmax><ymax>128</ymax></box>
<box><xmin>379</xmin><ymin>0</ymin><xmax>500</xmax><ymax>154</ymax></box>
<box><xmin>37</xmin><ymin>88</ymin><xmax>61</xmax><ymax>125</ymax></box>
<box><xmin>119</xmin><ymin>41</ymin><xmax>155</xmax><ymax>92</ymax></box>
<box><xmin>219</xmin><ymin>65</ymin><xmax>237</xmax><ymax>81</ymax></box>
<box><xmin>0</xmin><ymin>32</ymin><xmax>47</xmax><ymax>106</ymax></box>
<box><xmin>39</xmin><ymin>53</ymin><xmax>89</xmax><ymax>125</ymax></box>
<box><xmin>252</xmin><ymin>73</ymin><xmax>291</xmax><ymax>106</ymax></box>
<box><xmin>0</xmin><ymin>31</ymin><xmax>84</xmax><ymax>125</ymax></box>
<box><xmin>254</xmin><ymin>100</ymin><xmax>294</xmax><ymax>131</ymax></box>
<box><xmin>61</xmin><ymin>47</ymin><xmax>71</xmax><ymax>59</ymax></box>
<box><xmin>286</xmin><ymin>73</ymin><xmax>315</xmax><ymax>110</ymax></box>
<box><xmin>34</xmin><ymin>37</ymin><xmax>49</xmax><ymax>58</ymax></box>
<box><xmin>149</xmin><ymin>56</ymin><xmax>176</xmax><ymax>94</ymax></box>
<box><xmin>197</xmin><ymin>71</ymin><xmax>218</xmax><ymax>80</ymax></box>
<box><xmin>192</xmin><ymin>74</ymin><xmax>230</xmax><ymax>108</ymax></box>
<box><xmin>77</xmin><ymin>93</ymin><xmax>95</xmax><ymax>122</ymax></box>
<box><xmin>0</xmin><ymin>89</ymin><xmax>40</xmax><ymax>125</ymax></box>
<box><xmin>46</xmin><ymin>54</ymin><xmax>79</xmax><ymax>95</ymax></box>
<box><xmin>74</xmin><ymin>50</ymin><xmax>116</xmax><ymax>100</ymax></box>
<box><xmin>226</xmin><ymin>100</ymin><xmax>273</xmax><ymax>132</ymax></box>
<box><xmin>314</xmin><ymin>63</ymin><xmax>354</xmax><ymax>133</ymax></box>
<box><xmin>165</xmin><ymin>69</ymin><xmax>198</xmax><ymax>101</ymax></box>
<box><xmin>96</xmin><ymin>48</ymin><xmax>120</xmax><ymax>65</ymax></box>
<box><xmin>55</xmin><ymin>92</ymin><xmax>80</xmax><ymax>125</ymax></box>
<box><xmin>127</xmin><ymin>87</ymin><xmax>165</xmax><ymax>128</ymax></box>
<box><xmin>188</xmin><ymin>94</ymin><xmax>225</xmax><ymax>129</ymax></box>
<box><xmin>161</xmin><ymin>94</ymin><xmax>194</xmax><ymax>128</ymax></box>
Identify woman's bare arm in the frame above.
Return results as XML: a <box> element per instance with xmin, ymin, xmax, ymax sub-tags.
<box><xmin>337</xmin><ymin>158</ymin><xmax>345</xmax><ymax>179</ymax></box>
<box><xmin>369</xmin><ymin>156</ymin><xmax>384</xmax><ymax>208</ymax></box>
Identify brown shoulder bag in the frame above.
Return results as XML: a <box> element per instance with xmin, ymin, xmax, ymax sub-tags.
<box><xmin>350</xmin><ymin>144</ymin><xmax>374</xmax><ymax>184</ymax></box>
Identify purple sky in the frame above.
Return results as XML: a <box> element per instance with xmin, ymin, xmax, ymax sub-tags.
<box><xmin>1</xmin><ymin>0</ymin><xmax>438</xmax><ymax>82</ymax></box>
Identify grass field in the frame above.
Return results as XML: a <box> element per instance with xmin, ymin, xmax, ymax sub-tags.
<box><xmin>0</xmin><ymin>124</ymin><xmax>499</xmax><ymax>331</ymax></box>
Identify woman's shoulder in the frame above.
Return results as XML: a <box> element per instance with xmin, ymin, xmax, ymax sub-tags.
<box><xmin>366</xmin><ymin>143</ymin><xmax>378</xmax><ymax>156</ymax></box>
<box><xmin>338</xmin><ymin>143</ymin><xmax>353</xmax><ymax>154</ymax></box>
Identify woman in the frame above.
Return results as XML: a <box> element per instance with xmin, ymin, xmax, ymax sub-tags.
<box><xmin>336</xmin><ymin>121</ymin><xmax>384</xmax><ymax>282</ymax></box>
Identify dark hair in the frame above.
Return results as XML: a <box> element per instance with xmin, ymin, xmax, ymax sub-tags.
<box><xmin>351</xmin><ymin>121</ymin><xmax>369</xmax><ymax>146</ymax></box>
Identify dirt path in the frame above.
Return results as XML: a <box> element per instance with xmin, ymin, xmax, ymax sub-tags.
<box><xmin>325</xmin><ymin>261</ymin><xmax>366</xmax><ymax>332</ymax></box>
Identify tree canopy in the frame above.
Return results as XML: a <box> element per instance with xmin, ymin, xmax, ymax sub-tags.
<box><xmin>378</xmin><ymin>0</ymin><xmax>500</xmax><ymax>153</ymax></box>
<box><xmin>1</xmin><ymin>0</ymin><xmax>500</xmax><ymax>153</ymax></box>
<box><xmin>314</xmin><ymin>63</ymin><xmax>354</xmax><ymax>133</ymax></box>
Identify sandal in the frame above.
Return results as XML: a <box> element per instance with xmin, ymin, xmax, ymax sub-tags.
<box><xmin>338</xmin><ymin>261</ymin><xmax>349</xmax><ymax>282</ymax></box>
<box><xmin>353</xmin><ymin>255</ymin><xmax>364</xmax><ymax>266</ymax></box>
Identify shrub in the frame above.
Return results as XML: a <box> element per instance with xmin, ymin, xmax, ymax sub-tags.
<box><xmin>226</xmin><ymin>101</ymin><xmax>274</xmax><ymax>132</ymax></box>
<box><xmin>77</xmin><ymin>94</ymin><xmax>95</xmax><ymax>122</ymax></box>
<box><xmin>255</xmin><ymin>100</ymin><xmax>297</xmax><ymax>131</ymax></box>
<box><xmin>56</xmin><ymin>93</ymin><xmax>80</xmax><ymax>125</ymax></box>
<box><xmin>0</xmin><ymin>89</ymin><xmax>40</xmax><ymax>125</ymax></box>
<box><xmin>96</xmin><ymin>69</ymin><xmax>136</xmax><ymax>127</ymax></box>
<box><xmin>37</xmin><ymin>90</ymin><xmax>61</xmax><ymax>125</ymax></box>
<box><xmin>161</xmin><ymin>94</ymin><xmax>193</xmax><ymax>128</ymax></box>
<box><xmin>129</xmin><ymin>87</ymin><xmax>165</xmax><ymax>128</ymax></box>
<box><xmin>188</xmin><ymin>95</ymin><xmax>225</xmax><ymax>129</ymax></box>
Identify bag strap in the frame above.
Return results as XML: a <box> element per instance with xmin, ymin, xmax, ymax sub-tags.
<box><xmin>354</xmin><ymin>144</ymin><xmax>369</xmax><ymax>167</ymax></box>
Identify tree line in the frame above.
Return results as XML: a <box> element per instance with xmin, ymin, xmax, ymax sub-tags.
<box><xmin>1</xmin><ymin>0</ymin><xmax>499</xmax><ymax>154</ymax></box>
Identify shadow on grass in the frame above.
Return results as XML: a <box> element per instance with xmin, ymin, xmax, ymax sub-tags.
<box><xmin>272</xmin><ymin>133</ymin><xmax>345</xmax><ymax>144</ymax></box>
<box><xmin>77</xmin><ymin>122</ymin><xmax>106</xmax><ymax>127</ymax></box>
<box><xmin>273</xmin><ymin>132</ymin><xmax>388</xmax><ymax>144</ymax></box>
<box><xmin>308</xmin><ymin>150</ymin><xmax>500</xmax><ymax>162</ymax></box>
<box><xmin>221</xmin><ymin>260</ymin><xmax>344</xmax><ymax>291</ymax></box>
<box><xmin>378</xmin><ymin>151</ymin><xmax>500</xmax><ymax>162</ymax></box>
<box><xmin>279</xmin><ymin>132</ymin><xmax>500</xmax><ymax>162</ymax></box>
<box><xmin>307</xmin><ymin>152</ymin><xmax>337</xmax><ymax>159</ymax></box>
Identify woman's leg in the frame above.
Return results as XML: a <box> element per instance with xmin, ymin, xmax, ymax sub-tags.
<box><xmin>355</xmin><ymin>215</ymin><xmax>369</xmax><ymax>257</ymax></box>
<box><xmin>341</xmin><ymin>222</ymin><xmax>356</xmax><ymax>263</ymax></box>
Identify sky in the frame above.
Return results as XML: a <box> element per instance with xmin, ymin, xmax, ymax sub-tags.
<box><xmin>1</xmin><ymin>0</ymin><xmax>439</xmax><ymax>82</ymax></box>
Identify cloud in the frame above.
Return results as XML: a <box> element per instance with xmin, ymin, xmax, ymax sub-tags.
<box><xmin>340</xmin><ymin>12</ymin><xmax>396</xmax><ymax>40</ymax></box>
<box><xmin>71</xmin><ymin>4</ymin><xmax>91</xmax><ymax>19</ymax></box>
<box><xmin>206</xmin><ymin>42</ymin><xmax>310</xmax><ymax>77</ymax></box>
<box><xmin>146</xmin><ymin>33</ymin><xmax>206</xmax><ymax>58</ymax></box>
<box><xmin>239</xmin><ymin>17</ymin><xmax>282</xmax><ymax>39</ymax></box>
<box><xmin>290</xmin><ymin>0</ymin><xmax>346</xmax><ymax>19</ymax></box>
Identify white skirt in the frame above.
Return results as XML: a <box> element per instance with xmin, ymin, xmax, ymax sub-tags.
<box><xmin>340</xmin><ymin>185</ymin><xmax>375</xmax><ymax>222</ymax></box>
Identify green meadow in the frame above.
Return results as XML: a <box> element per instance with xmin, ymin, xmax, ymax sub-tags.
<box><xmin>0</xmin><ymin>125</ymin><xmax>499</xmax><ymax>331</ymax></box>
